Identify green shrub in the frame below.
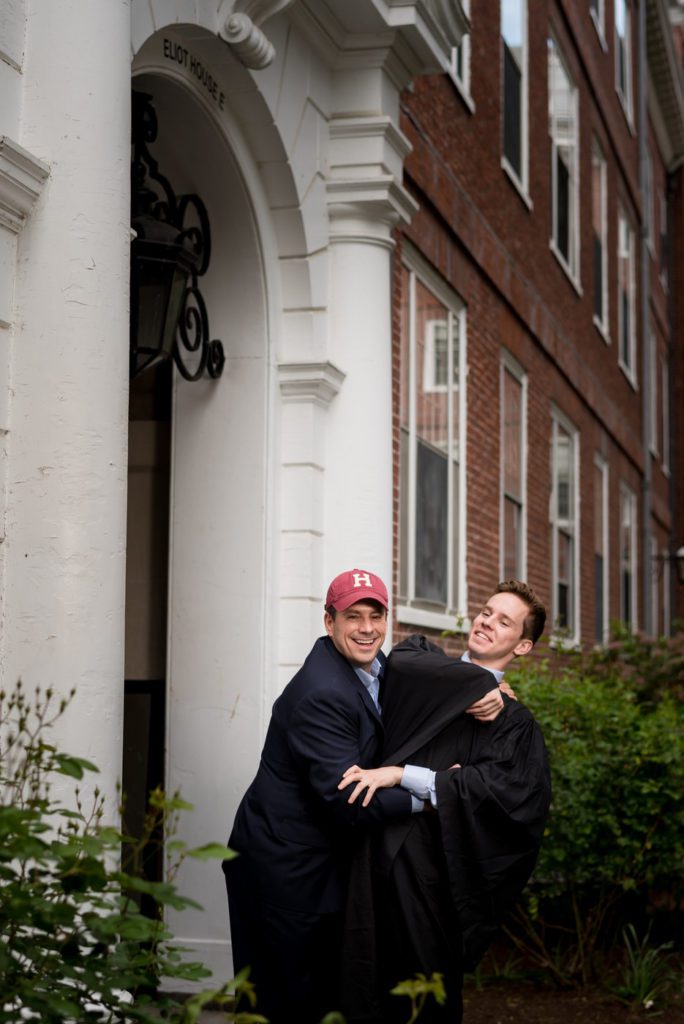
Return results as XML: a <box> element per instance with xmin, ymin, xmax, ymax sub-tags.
<box><xmin>503</xmin><ymin>632</ymin><xmax>684</xmax><ymax>987</ymax></box>
<box><xmin>0</xmin><ymin>681</ymin><xmax>262</xmax><ymax>1023</ymax></box>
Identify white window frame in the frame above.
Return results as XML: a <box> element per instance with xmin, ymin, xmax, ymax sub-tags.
<box><xmin>617</xmin><ymin>205</ymin><xmax>637</xmax><ymax>386</ymax></box>
<box><xmin>662</xmin><ymin>544</ymin><xmax>671</xmax><ymax>637</ymax></box>
<box><xmin>398</xmin><ymin>244</ymin><xmax>468</xmax><ymax>632</ymax></box>
<box><xmin>422</xmin><ymin>319</ymin><xmax>452</xmax><ymax>393</ymax></box>
<box><xmin>549</xmin><ymin>35</ymin><xmax>580</xmax><ymax>287</ymax></box>
<box><xmin>649</xmin><ymin>332</ymin><xmax>658</xmax><ymax>457</ymax></box>
<box><xmin>499</xmin><ymin>349</ymin><xmax>527</xmax><ymax>581</ymax></box>
<box><xmin>650</xmin><ymin>533</ymin><xmax>659</xmax><ymax>637</ymax></box>
<box><xmin>550</xmin><ymin>407</ymin><xmax>580</xmax><ymax>646</ymax></box>
<box><xmin>659</xmin><ymin>189</ymin><xmax>669</xmax><ymax>292</ymax></box>
<box><xmin>619</xmin><ymin>482</ymin><xmax>638</xmax><ymax>631</ymax></box>
<box><xmin>592</xmin><ymin>138</ymin><xmax>609</xmax><ymax>339</ymax></box>
<box><xmin>615</xmin><ymin>0</ymin><xmax>633</xmax><ymax>125</ymax></box>
<box><xmin>594</xmin><ymin>452</ymin><xmax>609</xmax><ymax>645</ymax></box>
<box><xmin>591</xmin><ymin>0</ymin><xmax>607</xmax><ymax>49</ymax></box>
<box><xmin>661</xmin><ymin>356</ymin><xmax>670</xmax><ymax>475</ymax></box>
<box><xmin>501</xmin><ymin>0</ymin><xmax>530</xmax><ymax>201</ymax></box>
<box><xmin>450</xmin><ymin>0</ymin><xmax>473</xmax><ymax>111</ymax></box>
<box><xmin>645</xmin><ymin>150</ymin><xmax>655</xmax><ymax>255</ymax></box>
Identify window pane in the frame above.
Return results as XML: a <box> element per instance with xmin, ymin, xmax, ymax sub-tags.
<box><xmin>503</xmin><ymin>369</ymin><xmax>522</xmax><ymax>497</ymax></box>
<box><xmin>557</xmin><ymin>529</ymin><xmax>573</xmax><ymax>630</ymax></box>
<box><xmin>592</xmin><ymin>143</ymin><xmax>605</xmax><ymax>323</ymax></box>
<box><xmin>620</xmin><ymin>288</ymin><xmax>630</xmax><ymax>366</ymax></box>
<box><xmin>595</xmin><ymin>553</ymin><xmax>604</xmax><ymax>642</ymax></box>
<box><xmin>556</xmin><ymin>428</ymin><xmax>571</xmax><ymax>520</ymax></box>
<box><xmin>415</xmin><ymin>439</ymin><xmax>448</xmax><ymax>604</ymax></box>
<box><xmin>620</xmin><ymin>489</ymin><xmax>635</xmax><ymax>628</ymax></box>
<box><xmin>594</xmin><ymin>461</ymin><xmax>606</xmax><ymax>643</ymax></box>
<box><xmin>504</xmin><ymin>43</ymin><xmax>522</xmax><ymax>177</ymax></box>
<box><xmin>501</xmin><ymin>1</ymin><xmax>524</xmax><ymax>51</ymax></box>
<box><xmin>549</xmin><ymin>39</ymin><xmax>576</xmax><ymax>270</ymax></box>
<box><xmin>593</xmin><ymin>233</ymin><xmax>603</xmax><ymax>320</ymax></box>
<box><xmin>503</xmin><ymin>496</ymin><xmax>521</xmax><ymax>579</ymax></box>
<box><xmin>593</xmin><ymin>464</ymin><xmax>604</xmax><ymax>556</ymax></box>
<box><xmin>416</xmin><ymin>279</ymin><xmax>449</xmax><ymax>452</ymax></box>
<box><xmin>556</xmin><ymin>151</ymin><xmax>570</xmax><ymax>260</ymax></box>
<box><xmin>399</xmin><ymin>265</ymin><xmax>463</xmax><ymax>614</ymax></box>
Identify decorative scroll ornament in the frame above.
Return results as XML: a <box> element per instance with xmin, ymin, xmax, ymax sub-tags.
<box><xmin>221</xmin><ymin>13</ymin><xmax>275</xmax><ymax>68</ymax></box>
<box><xmin>217</xmin><ymin>0</ymin><xmax>297</xmax><ymax>68</ymax></box>
<box><xmin>130</xmin><ymin>92</ymin><xmax>225</xmax><ymax>382</ymax></box>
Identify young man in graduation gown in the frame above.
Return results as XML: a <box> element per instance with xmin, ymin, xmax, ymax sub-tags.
<box><xmin>339</xmin><ymin>580</ymin><xmax>551</xmax><ymax>1024</ymax></box>
<box><xmin>223</xmin><ymin>569</ymin><xmax>500</xmax><ymax>1024</ymax></box>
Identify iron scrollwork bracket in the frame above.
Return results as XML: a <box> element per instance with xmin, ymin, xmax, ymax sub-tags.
<box><xmin>131</xmin><ymin>92</ymin><xmax>225</xmax><ymax>382</ymax></box>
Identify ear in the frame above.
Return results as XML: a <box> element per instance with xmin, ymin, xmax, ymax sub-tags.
<box><xmin>513</xmin><ymin>637</ymin><xmax>533</xmax><ymax>658</ymax></box>
<box><xmin>323</xmin><ymin>611</ymin><xmax>334</xmax><ymax>637</ymax></box>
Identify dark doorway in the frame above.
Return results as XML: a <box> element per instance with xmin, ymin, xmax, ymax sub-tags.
<box><xmin>122</xmin><ymin>359</ymin><xmax>172</xmax><ymax>894</ymax></box>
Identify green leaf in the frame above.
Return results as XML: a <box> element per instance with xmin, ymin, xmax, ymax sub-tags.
<box><xmin>186</xmin><ymin>843</ymin><xmax>236</xmax><ymax>861</ymax></box>
<box><xmin>54</xmin><ymin>753</ymin><xmax>99</xmax><ymax>778</ymax></box>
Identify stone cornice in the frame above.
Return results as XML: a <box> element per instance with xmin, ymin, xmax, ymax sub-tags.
<box><xmin>326</xmin><ymin>177</ymin><xmax>419</xmax><ymax>246</ymax></box>
<box><xmin>293</xmin><ymin>0</ymin><xmax>468</xmax><ymax>83</ymax></box>
<box><xmin>647</xmin><ymin>0</ymin><xmax>684</xmax><ymax>166</ymax></box>
<box><xmin>278</xmin><ymin>361</ymin><xmax>346</xmax><ymax>406</ymax></box>
<box><xmin>0</xmin><ymin>137</ymin><xmax>49</xmax><ymax>234</ymax></box>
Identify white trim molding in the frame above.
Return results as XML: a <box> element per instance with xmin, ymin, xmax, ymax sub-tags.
<box><xmin>0</xmin><ymin>137</ymin><xmax>50</xmax><ymax>235</ymax></box>
<box><xmin>278</xmin><ymin>361</ymin><xmax>346</xmax><ymax>406</ymax></box>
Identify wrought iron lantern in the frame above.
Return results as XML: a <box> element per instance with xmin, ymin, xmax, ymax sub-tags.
<box><xmin>130</xmin><ymin>91</ymin><xmax>225</xmax><ymax>382</ymax></box>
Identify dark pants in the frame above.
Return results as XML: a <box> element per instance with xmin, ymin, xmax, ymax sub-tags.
<box><xmin>227</xmin><ymin>868</ymin><xmax>343</xmax><ymax>1024</ymax></box>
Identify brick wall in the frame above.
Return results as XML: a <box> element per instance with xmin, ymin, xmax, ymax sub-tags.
<box><xmin>391</xmin><ymin>1</ymin><xmax>679</xmax><ymax>647</ymax></box>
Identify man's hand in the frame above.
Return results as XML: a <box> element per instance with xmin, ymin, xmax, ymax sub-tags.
<box><xmin>338</xmin><ymin>764</ymin><xmax>403</xmax><ymax>807</ymax></box>
<box><xmin>465</xmin><ymin>687</ymin><xmax>504</xmax><ymax>722</ymax></box>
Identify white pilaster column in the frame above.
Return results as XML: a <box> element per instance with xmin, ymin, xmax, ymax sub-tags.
<box><xmin>4</xmin><ymin>2</ymin><xmax>132</xmax><ymax>804</ymax></box>
<box><xmin>324</xmin><ymin>77</ymin><xmax>417</xmax><ymax>592</ymax></box>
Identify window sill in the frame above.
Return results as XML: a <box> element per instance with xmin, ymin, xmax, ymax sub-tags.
<box><xmin>549</xmin><ymin>633</ymin><xmax>581</xmax><ymax>652</ymax></box>
<box><xmin>397</xmin><ymin>604</ymin><xmax>470</xmax><ymax>634</ymax></box>
<box><xmin>447</xmin><ymin>71</ymin><xmax>475</xmax><ymax>114</ymax></box>
<box><xmin>550</xmin><ymin>241</ymin><xmax>583</xmax><ymax>296</ymax></box>
<box><xmin>618</xmin><ymin>359</ymin><xmax>638</xmax><ymax>391</ymax></box>
<box><xmin>616</xmin><ymin>88</ymin><xmax>635</xmax><ymax>136</ymax></box>
<box><xmin>590</xmin><ymin>11</ymin><xmax>608</xmax><ymax>51</ymax></box>
<box><xmin>501</xmin><ymin>159</ymin><xmax>533</xmax><ymax>211</ymax></box>
<box><xmin>593</xmin><ymin>315</ymin><xmax>611</xmax><ymax>345</ymax></box>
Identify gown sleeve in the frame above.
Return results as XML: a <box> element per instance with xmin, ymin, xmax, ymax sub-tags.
<box><xmin>434</xmin><ymin>702</ymin><xmax>551</xmax><ymax>968</ymax></box>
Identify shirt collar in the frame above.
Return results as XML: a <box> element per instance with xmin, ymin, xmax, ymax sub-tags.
<box><xmin>354</xmin><ymin>656</ymin><xmax>381</xmax><ymax>688</ymax></box>
<box><xmin>462</xmin><ymin>648</ymin><xmax>505</xmax><ymax>684</ymax></box>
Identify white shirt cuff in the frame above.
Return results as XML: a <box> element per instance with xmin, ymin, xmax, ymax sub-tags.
<box><xmin>402</xmin><ymin>764</ymin><xmax>437</xmax><ymax>806</ymax></box>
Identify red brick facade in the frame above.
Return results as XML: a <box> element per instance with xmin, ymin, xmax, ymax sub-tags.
<box><xmin>392</xmin><ymin>1</ymin><xmax>683</xmax><ymax>645</ymax></box>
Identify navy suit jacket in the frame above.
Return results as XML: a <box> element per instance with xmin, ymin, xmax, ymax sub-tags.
<box><xmin>226</xmin><ymin>636</ymin><xmax>413</xmax><ymax>915</ymax></box>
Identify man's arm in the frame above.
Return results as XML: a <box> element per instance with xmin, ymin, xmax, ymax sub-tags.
<box><xmin>288</xmin><ymin>691</ymin><xmax>413</xmax><ymax>825</ymax></box>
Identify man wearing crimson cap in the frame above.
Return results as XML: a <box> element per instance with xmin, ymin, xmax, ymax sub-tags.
<box><xmin>223</xmin><ymin>568</ymin><xmax>498</xmax><ymax>1024</ymax></box>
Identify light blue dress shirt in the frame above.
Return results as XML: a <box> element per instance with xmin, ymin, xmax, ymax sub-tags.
<box><xmin>354</xmin><ymin>657</ymin><xmax>422</xmax><ymax>813</ymax></box>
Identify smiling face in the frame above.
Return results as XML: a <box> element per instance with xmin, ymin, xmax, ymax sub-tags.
<box><xmin>467</xmin><ymin>591</ymin><xmax>533</xmax><ymax>671</ymax></box>
<box><xmin>324</xmin><ymin>600</ymin><xmax>388</xmax><ymax>671</ymax></box>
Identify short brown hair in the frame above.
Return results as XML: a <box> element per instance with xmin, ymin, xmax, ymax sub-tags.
<box><xmin>496</xmin><ymin>580</ymin><xmax>546</xmax><ymax>644</ymax></box>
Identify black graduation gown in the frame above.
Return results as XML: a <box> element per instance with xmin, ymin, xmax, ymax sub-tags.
<box><xmin>341</xmin><ymin>635</ymin><xmax>551</xmax><ymax>1024</ymax></box>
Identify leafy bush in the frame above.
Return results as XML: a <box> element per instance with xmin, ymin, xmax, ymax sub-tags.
<box><xmin>503</xmin><ymin>632</ymin><xmax>684</xmax><ymax>987</ymax></box>
<box><xmin>0</xmin><ymin>681</ymin><xmax>262</xmax><ymax>1023</ymax></box>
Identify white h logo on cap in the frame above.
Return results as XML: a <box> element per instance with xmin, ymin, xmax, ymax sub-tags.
<box><xmin>352</xmin><ymin>572</ymin><xmax>372</xmax><ymax>588</ymax></box>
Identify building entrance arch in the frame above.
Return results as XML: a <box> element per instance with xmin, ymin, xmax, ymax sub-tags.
<box><xmin>125</xmin><ymin>58</ymin><xmax>279</xmax><ymax>979</ymax></box>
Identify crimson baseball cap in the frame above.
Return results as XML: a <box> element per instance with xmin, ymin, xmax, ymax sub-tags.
<box><xmin>325</xmin><ymin>569</ymin><xmax>389</xmax><ymax>612</ymax></box>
